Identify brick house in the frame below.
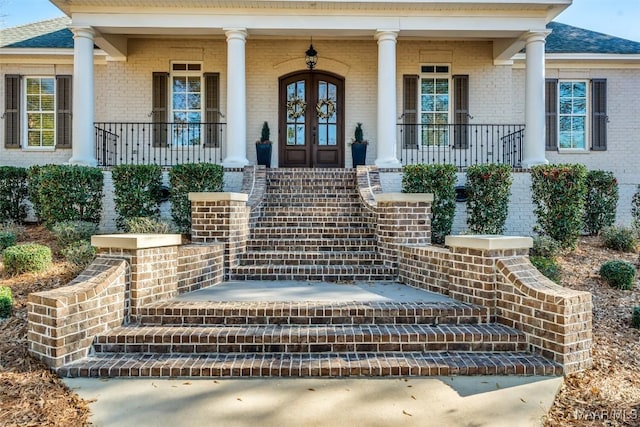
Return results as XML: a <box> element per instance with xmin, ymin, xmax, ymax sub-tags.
<box><xmin>1</xmin><ymin>0</ymin><xmax>640</xmax><ymax>232</ymax></box>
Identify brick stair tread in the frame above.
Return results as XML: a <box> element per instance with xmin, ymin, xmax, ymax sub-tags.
<box><xmin>138</xmin><ymin>300</ymin><xmax>489</xmax><ymax>326</ymax></box>
<box><xmin>93</xmin><ymin>324</ymin><xmax>526</xmax><ymax>355</ymax></box>
<box><xmin>239</xmin><ymin>251</ymin><xmax>383</xmax><ymax>266</ymax></box>
<box><xmin>250</xmin><ymin>231</ymin><xmax>375</xmax><ymax>240</ymax></box>
<box><xmin>228</xmin><ymin>265</ymin><xmax>396</xmax><ymax>281</ymax></box>
<box><xmin>57</xmin><ymin>352</ymin><xmax>562</xmax><ymax>378</ymax></box>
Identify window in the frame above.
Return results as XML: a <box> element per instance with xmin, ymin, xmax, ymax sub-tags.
<box><xmin>171</xmin><ymin>62</ymin><xmax>202</xmax><ymax>146</ymax></box>
<box><xmin>545</xmin><ymin>79</ymin><xmax>607</xmax><ymax>151</ymax></box>
<box><xmin>419</xmin><ymin>65</ymin><xmax>450</xmax><ymax>146</ymax></box>
<box><xmin>4</xmin><ymin>74</ymin><xmax>72</xmax><ymax>150</ymax></box>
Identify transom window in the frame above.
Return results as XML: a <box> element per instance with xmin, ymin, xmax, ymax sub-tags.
<box><xmin>420</xmin><ymin>64</ymin><xmax>450</xmax><ymax>146</ymax></box>
<box><xmin>171</xmin><ymin>62</ymin><xmax>202</xmax><ymax>146</ymax></box>
<box><xmin>24</xmin><ymin>77</ymin><xmax>55</xmax><ymax>148</ymax></box>
<box><xmin>558</xmin><ymin>81</ymin><xmax>588</xmax><ymax>150</ymax></box>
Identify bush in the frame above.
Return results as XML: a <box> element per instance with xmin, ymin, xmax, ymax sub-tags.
<box><xmin>599</xmin><ymin>260</ymin><xmax>636</xmax><ymax>290</ymax></box>
<box><xmin>632</xmin><ymin>307</ymin><xmax>640</xmax><ymax>329</ymax></box>
<box><xmin>530</xmin><ymin>256</ymin><xmax>562</xmax><ymax>283</ymax></box>
<box><xmin>600</xmin><ymin>226</ymin><xmax>637</xmax><ymax>253</ymax></box>
<box><xmin>0</xmin><ymin>166</ymin><xmax>28</xmax><ymax>223</ymax></box>
<box><xmin>2</xmin><ymin>243</ymin><xmax>52</xmax><ymax>275</ymax></box>
<box><xmin>112</xmin><ymin>165</ymin><xmax>163</xmax><ymax>230</ymax></box>
<box><xmin>632</xmin><ymin>185</ymin><xmax>640</xmax><ymax>232</ymax></box>
<box><xmin>465</xmin><ymin>164</ymin><xmax>512</xmax><ymax>234</ymax></box>
<box><xmin>124</xmin><ymin>217</ymin><xmax>173</xmax><ymax>234</ymax></box>
<box><xmin>531</xmin><ymin>164</ymin><xmax>587</xmax><ymax>251</ymax></box>
<box><xmin>0</xmin><ymin>221</ymin><xmax>25</xmax><ymax>240</ymax></box>
<box><xmin>530</xmin><ymin>235</ymin><xmax>562</xmax><ymax>258</ymax></box>
<box><xmin>0</xmin><ymin>286</ymin><xmax>12</xmax><ymax>318</ymax></box>
<box><xmin>61</xmin><ymin>241</ymin><xmax>96</xmax><ymax>269</ymax></box>
<box><xmin>169</xmin><ymin>163</ymin><xmax>224</xmax><ymax>233</ymax></box>
<box><xmin>402</xmin><ymin>164</ymin><xmax>457</xmax><ymax>244</ymax></box>
<box><xmin>51</xmin><ymin>220</ymin><xmax>99</xmax><ymax>248</ymax></box>
<box><xmin>0</xmin><ymin>231</ymin><xmax>17</xmax><ymax>252</ymax></box>
<box><xmin>27</xmin><ymin>165</ymin><xmax>103</xmax><ymax>227</ymax></box>
<box><xmin>583</xmin><ymin>170</ymin><xmax>618</xmax><ymax>235</ymax></box>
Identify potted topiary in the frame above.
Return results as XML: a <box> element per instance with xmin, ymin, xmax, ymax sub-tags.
<box><xmin>351</xmin><ymin>122</ymin><xmax>368</xmax><ymax>167</ymax></box>
<box><xmin>256</xmin><ymin>121</ymin><xmax>272</xmax><ymax>168</ymax></box>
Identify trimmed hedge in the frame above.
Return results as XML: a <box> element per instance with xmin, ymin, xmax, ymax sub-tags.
<box><xmin>3</xmin><ymin>243</ymin><xmax>52</xmax><ymax>275</ymax></box>
<box><xmin>402</xmin><ymin>164</ymin><xmax>457</xmax><ymax>244</ymax></box>
<box><xmin>531</xmin><ymin>164</ymin><xmax>587</xmax><ymax>250</ymax></box>
<box><xmin>112</xmin><ymin>165</ymin><xmax>163</xmax><ymax>231</ymax></box>
<box><xmin>0</xmin><ymin>286</ymin><xmax>12</xmax><ymax>318</ymax></box>
<box><xmin>27</xmin><ymin>165</ymin><xmax>104</xmax><ymax>227</ymax></box>
<box><xmin>599</xmin><ymin>260</ymin><xmax>636</xmax><ymax>290</ymax></box>
<box><xmin>61</xmin><ymin>241</ymin><xmax>96</xmax><ymax>269</ymax></box>
<box><xmin>0</xmin><ymin>166</ymin><xmax>29</xmax><ymax>223</ymax></box>
<box><xmin>530</xmin><ymin>255</ymin><xmax>561</xmax><ymax>284</ymax></box>
<box><xmin>465</xmin><ymin>164</ymin><xmax>512</xmax><ymax>235</ymax></box>
<box><xmin>583</xmin><ymin>170</ymin><xmax>618</xmax><ymax>235</ymax></box>
<box><xmin>0</xmin><ymin>231</ymin><xmax>17</xmax><ymax>252</ymax></box>
<box><xmin>169</xmin><ymin>163</ymin><xmax>224</xmax><ymax>232</ymax></box>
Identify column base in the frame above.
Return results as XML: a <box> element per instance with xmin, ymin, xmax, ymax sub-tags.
<box><xmin>222</xmin><ymin>157</ymin><xmax>250</xmax><ymax>168</ymax></box>
<box><xmin>521</xmin><ymin>157</ymin><xmax>549</xmax><ymax>169</ymax></box>
<box><xmin>375</xmin><ymin>157</ymin><xmax>402</xmax><ymax>169</ymax></box>
<box><xmin>68</xmin><ymin>156</ymin><xmax>98</xmax><ymax>167</ymax></box>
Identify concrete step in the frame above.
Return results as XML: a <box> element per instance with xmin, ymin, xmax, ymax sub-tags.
<box><xmin>58</xmin><ymin>352</ymin><xmax>562</xmax><ymax>378</ymax></box>
<box><xmin>228</xmin><ymin>264</ymin><xmax>395</xmax><ymax>282</ymax></box>
<box><xmin>93</xmin><ymin>324</ymin><xmax>527</xmax><ymax>354</ymax></box>
<box><xmin>137</xmin><ymin>300</ymin><xmax>490</xmax><ymax>326</ymax></box>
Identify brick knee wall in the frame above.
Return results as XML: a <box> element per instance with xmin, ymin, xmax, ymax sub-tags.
<box><xmin>27</xmin><ymin>258</ymin><xmax>129</xmax><ymax>369</ymax></box>
<box><xmin>177</xmin><ymin>243</ymin><xmax>224</xmax><ymax>294</ymax></box>
<box><xmin>398</xmin><ymin>245</ymin><xmax>451</xmax><ymax>296</ymax></box>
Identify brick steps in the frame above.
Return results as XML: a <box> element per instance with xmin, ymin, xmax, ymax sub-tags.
<box><xmin>58</xmin><ymin>352</ymin><xmax>562</xmax><ymax>378</ymax></box>
<box><xmin>93</xmin><ymin>324</ymin><xmax>527</xmax><ymax>354</ymax></box>
<box><xmin>239</xmin><ymin>251</ymin><xmax>383</xmax><ymax>266</ymax></box>
<box><xmin>246</xmin><ymin>237</ymin><xmax>377</xmax><ymax>252</ymax></box>
<box><xmin>250</xmin><ymin>227</ymin><xmax>375</xmax><ymax>240</ymax></box>
<box><xmin>137</xmin><ymin>300</ymin><xmax>490</xmax><ymax>326</ymax></box>
<box><xmin>228</xmin><ymin>265</ymin><xmax>396</xmax><ymax>281</ymax></box>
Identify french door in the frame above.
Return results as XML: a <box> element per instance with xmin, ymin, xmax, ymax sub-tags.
<box><xmin>279</xmin><ymin>71</ymin><xmax>344</xmax><ymax>168</ymax></box>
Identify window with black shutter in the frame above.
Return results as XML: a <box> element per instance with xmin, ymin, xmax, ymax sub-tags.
<box><xmin>56</xmin><ymin>75</ymin><xmax>72</xmax><ymax>148</ymax></box>
<box><xmin>4</xmin><ymin>75</ymin><xmax>20</xmax><ymax>148</ymax></box>
<box><xmin>591</xmin><ymin>79</ymin><xmax>607</xmax><ymax>151</ymax></box>
<box><xmin>204</xmin><ymin>73</ymin><xmax>220</xmax><ymax>148</ymax></box>
<box><xmin>545</xmin><ymin>79</ymin><xmax>558</xmax><ymax>151</ymax></box>
<box><xmin>152</xmin><ymin>72</ymin><xmax>169</xmax><ymax>147</ymax></box>
<box><xmin>402</xmin><ymin>75</ymin><xmax>418</xmax><ymax>148</ymax></box>
<box><xmin>453</xmin><ymin>74</ymin><xmax>469</xmax><ymax>149</ymax></box>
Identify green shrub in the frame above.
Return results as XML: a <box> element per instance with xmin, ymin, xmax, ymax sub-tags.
<box><xmin>632</xmin><ymin>185</ymin><xmax>640</xmax><ymax>232</ymax></box>
<box><xmin>530</xmin><ymin>235</ymin><xmax>562</xmax><ymax>258</ymax></box>
<box><xmin>402</xmin><ymin>164</ymin><xmax>457</xmax><ymax>244</ymax></box>
<box><xmin>169</xmin><ymin>163</ymin><xmax>224</xmax><ymax>233</ymax></box>
<box><xmin>2</xmin><ymin>243</ymin><xmax>52</xmax><ymax>275</ymax></box>
<box><xmin>531</xmin><ymin>164</ymin><xmax>587</xmax><ymax>251</ymax></box>
<box><xmin>0</xmin><ymin>166</ymin><xmax>28</xmax><ymax>223</ymax></box>
<box><xmin>0</xmin><ymin>286</ymin><xmax>12</xmax><ymax>318</ymax></box>
<box><xmin>599</xmin><ymin>260</ymin><xmax>636</xmax><ymax>290</ymax></box>
<box><xmin>632</xmin><ymin>307</ymin><xmax>640</xmax><ymax>329</ymax></box>
<box><xmin>0</xmin><ymin>221</ymin><xmax>25</xmax><ymax>240</ymax></box>
<box><xmin>530</xmin><ymin>256</ymin><xmax>562</xmax><ymax>283</ymax></box>
<box><xmin>583</xmin><ymin>170</ymin><xmax>618</xmax><ymax>235</ymax></box>
<box><xmin>51</xmin><ymin>220</ymin><xmax>99</xmax><ymax>248</ymax></box>
<box><xmin>0</xmin><ymin>231</ymin><xmax>17</xmax><ymax>252</ymax></box>
<box><xmin>27</xmin><ymin>165</ymin><xmax>103</xmax><ymax>227</ymax></box>
<box><xmin>112</xmin><ymin>165</ymin><xmax>163</xmax><ymax>230</ymax></box>
<box><xmin>600</xmin><ymin>226</ymin><xmax>637</xmax><ymax>253</ymax></box>
<box><xmin>61</xmin><ymin>241</ymin><xmax>96</xmax><ymax>269</ymax></box>
<box><xmin>124</xmin><ymin>217</ymin><xmax>173</xmax><ymax>234</ymax></box>
<box><xmin>465</xmin><ymin>164</ymin><xmax>512</xmax><ymax>234</ymax></box>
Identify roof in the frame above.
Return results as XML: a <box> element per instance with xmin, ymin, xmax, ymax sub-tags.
<box><xmin>1</xmin><ymin>17</ymin><xmax>640</xmax><ymax>55</ymax></box>
<box><xmin>0</xmin><ymin>17</ymin><xmax>71</xmax><ymax>48</ymax></box>
<box><xmin>546</xmin><ymin>21</ymin><xmax>640</xmax><ymax>54</ymax></box>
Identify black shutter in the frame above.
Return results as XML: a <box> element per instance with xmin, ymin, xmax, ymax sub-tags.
<box><xmin>453</xmin><ymin>74</ymin><xmax>469</xmax><ymax>149</ymax></box>
<box><xmin>152</xmin><ymin>72</ymin><xmax>169</xmax><ymax>147</ymax></box>
<box><xmin>545</xmin><ymin>79</ymin><xmax>558</xmax><ymax>151</ymax></box>
<box><xmin>4</xmin><ymin>75</ymin><xmax>20</xmax><ymax>148</ymax></box>
<box><xmin>56</xmin><ymin>75</ymin><xmax>72</xmax><ymax>148</ymax></box>
<box><xmin>591</xmin><ymin>78</ymin><xmax>607</xmax><ymax>151</ymax></box>
<box><xmin>204</xmin><ymin>72</ymin><xmax>220</xmax><ymax>148</ymax></box>
<box><xmin>402</xmin><ymin>75</ymin><xmax>418</xmax><ymax>148</ymax></box>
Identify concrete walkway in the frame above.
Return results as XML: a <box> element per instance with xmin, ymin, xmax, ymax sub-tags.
<box><xmin>65</xmin><ymin>376</ymin><xmax>562</xmax><ymax>427</ymax></box>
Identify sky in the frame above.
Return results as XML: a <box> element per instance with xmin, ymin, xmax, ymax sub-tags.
<box><xmin>1</xmin><ymin>0</ymin><xmax>640</xmax><ymax>42</ymax></box>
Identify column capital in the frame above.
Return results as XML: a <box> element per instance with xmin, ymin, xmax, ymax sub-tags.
<box><xmin>374</xmin><ymin>30</ymin><xmax>399</xmax><ymax>43</ymax></box>
<box><xmin>69</xmin><ymin>26</ymin><xmax>95</xmax><ymax>40</ymax></box>
<box><xmin>224</xmin><ymin>28</ymin><xmax>248</xmax><ymax>42</ymax></box>
<box><xmin>524</xmin><ymin>30</ymin><xmax>551</xmax><ymax>45</ymax></box>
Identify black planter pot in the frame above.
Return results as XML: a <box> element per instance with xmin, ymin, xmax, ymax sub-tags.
<box><xmin>256</xmin><ymin>143</ymin><xmax>272</xmax><ymax>168</ymax></box>
<box><xmin>351</xmin><ymin>143</ymin><xmax>367</xmax><ymax>167</ymax></box>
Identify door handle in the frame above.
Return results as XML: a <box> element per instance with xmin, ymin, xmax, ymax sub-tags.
<box><xmin>312</xmin><ymin>125</ymin><xmax>317</xmax><ymax>145</ymax></box>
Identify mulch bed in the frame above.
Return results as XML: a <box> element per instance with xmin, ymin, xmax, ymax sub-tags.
<box><xmin>0</xmin><ymin>227</ymin><xmax>638</xmax><ymax>426</ymax></box>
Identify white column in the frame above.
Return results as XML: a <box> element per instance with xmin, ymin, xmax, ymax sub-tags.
<box><xmin>222</xmin><ymin>28</ymin><xmax>249</xmax><ymax>167</ymax></box>
<box><xmin>374</xmin><ymin>30</ymin><xmax>401</xmax><ymax>168</ymax></box>
<box><xmin>522</xmin><ymin>31</ymin><xmax>550</xmax><ymax>168</ymax></box>
<box><xmin>69</xmin><ymin>27</ymin><xmax>97</xmax><ymax>166</ymax></box>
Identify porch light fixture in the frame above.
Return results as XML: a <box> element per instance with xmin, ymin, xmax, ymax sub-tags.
<box><xmin>305</xmin><ymin>41</ymin><xmax>318</xmax><ymax>70</ymax></box>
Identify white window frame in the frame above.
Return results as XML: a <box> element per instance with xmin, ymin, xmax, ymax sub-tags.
<box><xmin>419</xmin><ymin>64</ymin><xmax>451</xmax><ymax>147</ymax></box>
<box><xmin>22</xmin><ymin>76</ymin><xmax>56</xmax><ymax>151</ymax></box>
<box><xmin>557</xmin><ymin>79</ymin><xmax>590</xmax><ymax>152</ymax></box>
<box><xmin>170</xmin><ymin>61</ymin><xmax>204</xmax><ymax>146</ymax></box>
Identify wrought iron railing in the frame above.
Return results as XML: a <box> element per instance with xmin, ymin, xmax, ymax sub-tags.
<box><xmin>397</xmin><ymin>123</ymin><xmax>525</xmax><ymax>168</ymax></box>
<box><xmin>95</xmin><ymin>122</ymin><xmax>226</xmax><ymax>166</ymax></box>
